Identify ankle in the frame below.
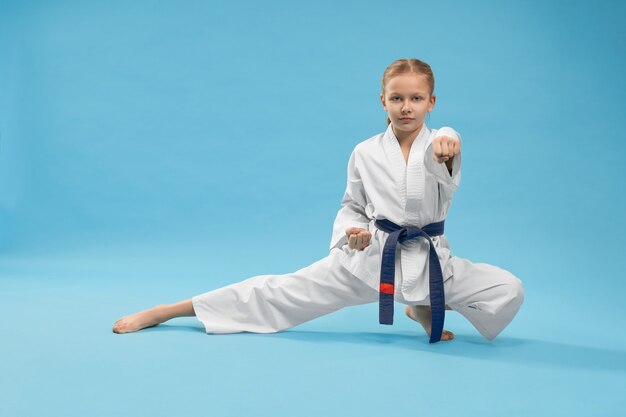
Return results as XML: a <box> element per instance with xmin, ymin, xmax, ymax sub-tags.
<box><xmin>152</xmin><ymin>304</ymin><xmax>171</xmax><ymax>322</ymax></box>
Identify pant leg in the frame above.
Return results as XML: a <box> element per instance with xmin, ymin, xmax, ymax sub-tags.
<box><xmin>444</xmin><ymin>256</ymin><xmax>525</xmax><ymax>341</ymax></box>
<box><xmin>191</xmin><ymin>252</ymin><xmax>380</xmax><ymax>334</ymax></box>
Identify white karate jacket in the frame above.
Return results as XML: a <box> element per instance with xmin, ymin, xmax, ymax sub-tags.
<box><xmin>329</xmin><ymin>123</ymin><xmax>462</xmax><ymax>302</ymax></box>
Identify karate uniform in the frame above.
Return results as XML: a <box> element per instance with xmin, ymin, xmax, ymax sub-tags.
<box><xmin>192</xmin><ymin>123</ymin><xmax>524</xmax><ymax>341</ymax></box>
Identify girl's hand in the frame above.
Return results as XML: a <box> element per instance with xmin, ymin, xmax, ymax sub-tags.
<box><xmin>345</xmin><ymin>227</ymin><xmax>372</xmax><ymax>250</ymax></box>
<box><xmin>432</xmin><ymin>135</ymin><xmax>461</xmax><ymax>163</ymax></box>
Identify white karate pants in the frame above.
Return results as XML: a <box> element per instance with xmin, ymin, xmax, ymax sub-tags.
<box><xmin>191</xmin><ymin>250</ymin><xmax>524</xmax><ymax>341</ymax></box>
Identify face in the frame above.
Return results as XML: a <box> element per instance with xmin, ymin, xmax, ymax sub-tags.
<box><xmin>380</xmin><ymin>73</ymin><xmax>436</xmax><ymax>140</ymax></box>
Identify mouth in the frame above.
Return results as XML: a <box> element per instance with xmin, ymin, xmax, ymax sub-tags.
<box><xmin>399</xmin><ymin>118</ymin><xmax>414</xmax><ymax>122</ymax></box>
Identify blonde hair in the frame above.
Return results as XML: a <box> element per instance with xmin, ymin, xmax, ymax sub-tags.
<box><xmin>381</xmin><ymin>58</ymin><xmax>435</xmax><ymax>126</ymax></box>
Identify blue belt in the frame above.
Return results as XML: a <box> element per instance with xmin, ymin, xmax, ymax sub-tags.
<box><xmin>374</xmin><ymin>218</ymin><xmax>446</xmax><ymax>343</ymax></box>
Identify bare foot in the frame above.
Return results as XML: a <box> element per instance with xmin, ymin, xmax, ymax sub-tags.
<box><xmin>405</xmin><ymin>305</ymin><xmax>454</xmax><ymax>341</ymax></box>
<box><xmin>112</xmin><ymin>305</ymin><xmax>165</xmax><ymax>334</ymax></box>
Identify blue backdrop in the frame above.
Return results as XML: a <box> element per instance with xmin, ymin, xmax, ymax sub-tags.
<box><xmin>1</xmin><ymin>1</ymin><xmax>625</xmax><ymax>416</ymax></box>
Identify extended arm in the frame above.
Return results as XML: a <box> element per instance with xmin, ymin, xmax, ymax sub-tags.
<box><xmin>424</xmin><ymin>126</ymin><xmax>463</xmax><ymax>192</ymax></box>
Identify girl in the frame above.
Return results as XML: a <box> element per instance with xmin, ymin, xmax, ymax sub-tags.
<box><xmin>113</xmin><ymin>58</ymin><xmax>524</xmax><ymax>343</ymax></box>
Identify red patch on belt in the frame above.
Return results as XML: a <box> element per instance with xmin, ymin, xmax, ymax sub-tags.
<box><xmin>380</xmin><ymin>283</ymin><xmax>394</xmax><ymax>294</ymax></box>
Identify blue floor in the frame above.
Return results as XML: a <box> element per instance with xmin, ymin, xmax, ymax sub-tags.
<box><xmin>2</xmin><ymin>241</ymin><xmax>625</xmax><ymax>417</ymax></box>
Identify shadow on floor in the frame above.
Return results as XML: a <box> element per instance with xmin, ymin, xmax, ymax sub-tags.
<box><xmin>139</xmin><ymin>323</ymin><xmax>625</xmax><ymax>374</ymax></box>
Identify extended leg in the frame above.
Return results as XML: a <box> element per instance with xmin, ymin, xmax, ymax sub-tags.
<box><xmin>114</xmin><ymin>252</ymin><xmax>379</xmax><ymax>335</ymax></box>
<box><xmin>191</xmin><ymin>252</ymin><xmax>379</xmax><ymax>334</ymax></box>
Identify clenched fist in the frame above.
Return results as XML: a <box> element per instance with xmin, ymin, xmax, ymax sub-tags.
<box><xmin>345</xmin><ymin>227</ymin><xmax>371</xmax><ymax>250</ymax></box>
<box><xmin>432</xmin><ymin>135</ymin><xmax>461</xmax><ymax>163</ymax></box>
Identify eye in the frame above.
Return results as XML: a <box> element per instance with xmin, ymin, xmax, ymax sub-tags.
<box><xmin>413</xmin><ymin>96</ymin><xmax>423</xmax><ymax>101</ymax></box>
<box><xmin>391</xmin><ymin>96</ymin><xmax>400</xmax><ymax>101</ymax></box>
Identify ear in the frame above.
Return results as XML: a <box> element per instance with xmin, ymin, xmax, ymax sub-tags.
<box><xmin>380</xmin><ymin>93</ymin><xmax>387</xmax><ymax>111</ymax></box>
<box><xmin>428</xmin><ymin>94</ymin><xmax>436</xmax><ymax>112</ymax></box>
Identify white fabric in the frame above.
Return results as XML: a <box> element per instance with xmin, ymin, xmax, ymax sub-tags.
<box><xmin>330</xmin><ymin>123</ymin><xmax>462</xmax><ymax>302</ymax></box>
<box><xmin>191</xmin><ymin>252</ymin><xmax>524</xmax><ymax>341</ymax></box>
<box><xmin>191</xmin><ymin>123</ymin><xmax>525</xmax><ymax>341</ymax></box>
<box><xmin>192</xmin><ymin>254</ymin><xmax>379</xmax><ymax>334</ymax></box>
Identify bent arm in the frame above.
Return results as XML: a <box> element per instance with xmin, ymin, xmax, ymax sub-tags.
<box><xmin>329</xmin><ymin>149</ymin><xmax>371</xmax><ymax>251</ymax></box>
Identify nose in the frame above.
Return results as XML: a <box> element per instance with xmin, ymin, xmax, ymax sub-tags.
<box><xmin>401</xmin><ymin>99</ymin><xmax>412</xmax><ymax>114</ymax></box>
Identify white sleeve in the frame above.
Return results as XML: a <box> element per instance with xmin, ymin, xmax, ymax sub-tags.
<box><xmin>329</xmin><ymin>149</ymin><xmax>371</xmax><ymax>252</ymax></box>
<box><xmin>424</xmin><ymin>126</ymin><xmax>462</xmax><ymax>192</ymax></box>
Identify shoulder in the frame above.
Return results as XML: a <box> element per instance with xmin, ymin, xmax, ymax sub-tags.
<box><xmin>352</xmin><ymin>131</ymin><xmax>385</xmax><ymax>158</ymax></box>
<box><xmin>343</xmin><ymin>131</ymin><xmax>385</xmax><ymax>171</ymax></box>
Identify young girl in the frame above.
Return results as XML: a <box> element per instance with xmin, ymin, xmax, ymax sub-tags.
<box><xmin>113</xmin><ymin>58</ymin><xmax>524</xmax><ymax>343</ymax></box>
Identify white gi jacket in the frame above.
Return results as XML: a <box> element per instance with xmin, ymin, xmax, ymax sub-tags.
<box><xmin>329</xmin><ymin>123</ymin><xmax>462</xmax><ymax>303</ymax></box>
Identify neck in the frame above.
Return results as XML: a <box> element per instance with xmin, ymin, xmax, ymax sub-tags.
<box><xmin>393</xmin><ymin>123</ymin><xmax>424</xmax><ymax>146</ymax></box>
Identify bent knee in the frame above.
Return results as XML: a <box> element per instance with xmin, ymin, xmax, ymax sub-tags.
<box><xmin>471</xmin><ymin>274</ymin><xmax>525</xmax><ymax>315</ymax></box>
<box><xmin>490</xmin><ymin>275</ymin><xmax>524</xmax><ymax>316</ymax></box>
<box><xmin>493</xmin><ymin>267</ymin><xmax>524</xmax><ymax>305</ymax></box>
<box><xmin>508</xmin><ymin>275</ymin><xmax>525</xmax><ymax>307</ymax></box>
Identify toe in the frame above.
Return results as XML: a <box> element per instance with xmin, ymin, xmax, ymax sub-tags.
<box><xmin>443</xmin><ymin>331</ymin><xmax>455</xmax><ymax>341</ymax></box>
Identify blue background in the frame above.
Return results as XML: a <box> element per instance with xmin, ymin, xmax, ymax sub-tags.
<box><xmin>1</xmin><ymin>0</ymin><xmax>625</xmax><ymax>416</ymax></box>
